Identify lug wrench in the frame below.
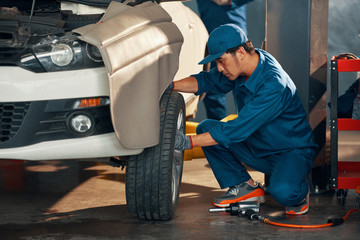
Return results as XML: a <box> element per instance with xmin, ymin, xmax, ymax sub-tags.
<box><xmin>209</xmin><ymin>202</ymin><xmax>261</xmax><ymax>219</ymax></box>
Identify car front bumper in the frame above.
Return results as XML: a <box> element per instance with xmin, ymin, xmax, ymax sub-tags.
<box><xmin>0</xmin><ymin>133</ymin><xmax>143</xmax><ymax>161</ymax></box>
<box><xmin>0</xmin><ymin>66</ymin><xmax>146</xmax><ymax>160</ymax></box>
<box><xmin>0</xmin><ymin>65</ymin><xmax>195</xmax><ymax>161</ymax></box>
<box><xmin>0</xmin><ymin>66</ymin><xmax>110</xmax><ymax>102</ymax></box>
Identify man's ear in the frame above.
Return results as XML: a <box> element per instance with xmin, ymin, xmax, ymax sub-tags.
<box><xmin>237</xmin><ymin>47</ymin><xmax>246</xmax><ymax>59</ymax></box>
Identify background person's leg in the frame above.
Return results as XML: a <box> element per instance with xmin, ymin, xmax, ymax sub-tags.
<box><xmin>203</xmin><ymin>93</ymin><xmax>227</xmax><ymax>120</ymax></box>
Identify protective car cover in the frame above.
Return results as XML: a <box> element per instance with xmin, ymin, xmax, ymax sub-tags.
<box><xmin>74</xmin><ymin>1</ymin><xmax>183</xmax><ymax>149</ymax></box>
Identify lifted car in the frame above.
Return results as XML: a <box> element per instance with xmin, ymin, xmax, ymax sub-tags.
<box><xmin>0</xmin><ymin>0</ymin><xmax>208</xmax><ymax>220</ymax></box>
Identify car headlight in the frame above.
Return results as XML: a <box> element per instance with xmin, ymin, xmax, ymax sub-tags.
<box><xmin>51</xmin><ymin>43</ymin><xmax>74</xmax><ymax>66</ymax></box>
<box><xmin>19</xmin><ymin>34</ymin><xmax>104</xmax><ymax>72</ymax></box>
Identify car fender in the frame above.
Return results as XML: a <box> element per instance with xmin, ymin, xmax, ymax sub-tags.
<box><xmin>74</xmin><ymin>1</ymin><xmax>183</xmax><ymax>149</ymax></box>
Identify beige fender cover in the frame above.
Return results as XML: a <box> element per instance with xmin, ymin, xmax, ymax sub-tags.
<box><xmin>73</xmin><ymin>1</ymin><xmax>184</xmax><ymax>149</ymax></box>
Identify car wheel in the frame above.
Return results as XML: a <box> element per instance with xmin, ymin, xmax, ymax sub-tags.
<box><xmin>126</xmin><ymin>90</ymin><xmax>185</xmax><ymax>220</ymax></box>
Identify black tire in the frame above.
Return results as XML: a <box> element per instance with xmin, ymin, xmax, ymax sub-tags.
<box><xmin>126</xmin><ymin>91</ymin><xmax>185</xmax><ymax>220</ymax></box>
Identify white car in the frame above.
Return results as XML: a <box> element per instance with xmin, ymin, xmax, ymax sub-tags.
<box><xmin>0</xmin><ymin>0</ymin><xmax>208</xmax><ymax>220</ymax></box>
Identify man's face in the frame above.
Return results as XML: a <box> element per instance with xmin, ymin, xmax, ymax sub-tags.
<box><xmin>215</xmin><ymin>50</ymin><xmax>244</xmax><ymax>80</ymax></box>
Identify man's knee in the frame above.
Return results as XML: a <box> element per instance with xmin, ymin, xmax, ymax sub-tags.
<box><xmin>196</xmin><ymin>119</ymin><xmax>218</xmax><ymax>134</ymax></box>
<box><xmin>270</xmin><ymin>183</ymin><xmax>304</xmax><ymax>207</ymax></box>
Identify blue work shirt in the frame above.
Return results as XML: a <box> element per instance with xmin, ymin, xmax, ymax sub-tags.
<box><xmin>196</xmin><ymin>0</ymin><xmax>254</xmax><ymax>35</ymax></box>
<box><xmin>194</xmin><ymin>49</ymin><xmax>318</xmax><ymax>157</ymax></box>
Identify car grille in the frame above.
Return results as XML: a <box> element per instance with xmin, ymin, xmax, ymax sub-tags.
<box><xmin>0</xmin><ymin>99</ymin><xmax>114</xmax><ymax>149</ymax></box>
<box><xmin>0</xmin><ymin>102</ymin><xmax>31</xmax><ymax>143</ymax></box>
<box><xmin>0</xmin><ymin>47</ymin><xmax>24</xmax><ymax>63</ymax></box>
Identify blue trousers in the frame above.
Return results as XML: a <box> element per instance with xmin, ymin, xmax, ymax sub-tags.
<box><xmin>197</xmin><ymin>119</ymin><xmax>315</xmax><ymax>207</ymax></box>
<box><xmin>202</xmin><ymin>62</ymin><xmax>227</xmax><ymax>121</ymax></box>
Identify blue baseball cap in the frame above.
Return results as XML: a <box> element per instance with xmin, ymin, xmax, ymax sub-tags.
<box><xmin>198</xmin><ymin>24</ymin><xmax>248</xmax><ymax>65</ymax></box>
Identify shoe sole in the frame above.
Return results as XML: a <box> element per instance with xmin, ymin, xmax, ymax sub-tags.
<box><xmin>212</xmin><ymin>190</ymin><xmax>266</xmax><ymax>207</ymax></box>
<box><xmin>285</xmin><ymin>205</ymin><xmax>309</xmax><ymax>215</ymax></box>
<box><xmin>285</xmin><ymin>193</ymin><xmax>309</xmax><ymax>215</ymax></box>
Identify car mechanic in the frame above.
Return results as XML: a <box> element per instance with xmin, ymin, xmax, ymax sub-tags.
<box><xmin>170</xmin><ymin>24</ymin><xmax>318</xmax><ymax>215</ymax></box>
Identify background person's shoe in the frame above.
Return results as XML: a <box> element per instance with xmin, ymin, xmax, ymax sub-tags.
<box><xmin>285</xmin><ymin>193</ymin><xmax>309</xmax><ymax>215</ymax></box>
<box><xmin>212</xmin><ymin>182</ymin><xmax>265</xmax><ymax>207</ymax></box>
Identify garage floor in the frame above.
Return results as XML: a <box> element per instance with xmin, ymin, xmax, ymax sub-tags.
<box><xmin>0</xmin><ymin>158</ymin><xmax>359</xmax><ymax>239</ymax></box>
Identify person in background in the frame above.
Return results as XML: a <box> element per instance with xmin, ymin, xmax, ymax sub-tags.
<box><xmin>196</xmin><ymin>0</ymin><xmax>254</xmax><ymax>120</ymax></box>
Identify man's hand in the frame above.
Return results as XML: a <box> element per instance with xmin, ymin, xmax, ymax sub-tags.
<box><xmin>212</xmin><ymin>0</ymin><xmax>231</xmax><ymax>6</ymax></box>
<box><xmin>175</xmin><ymin>131</ymin><xmax>193</xmax><ymax>150</ymax></box>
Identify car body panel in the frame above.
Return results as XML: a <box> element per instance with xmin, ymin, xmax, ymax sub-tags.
<box><xmin>0</xmin><ymin>0</ymin><xmax>208</xmax><ymax>160</ymax></box>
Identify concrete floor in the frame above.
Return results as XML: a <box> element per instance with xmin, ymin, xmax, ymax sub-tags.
<box><xmin>0</xmin><ymin>158</ymin><xmax>359</xmax><ymax>240</ymax></box>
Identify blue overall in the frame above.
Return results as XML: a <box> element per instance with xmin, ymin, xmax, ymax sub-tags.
<box><xmin>196</xmin><ymin>0</ymin><xmax>254</xmax><ymax>120</ymax></box>
<box><xmin>193</xmin><ymin>49</ymin><xmax>318</xmax><ymax>207</ymax></box>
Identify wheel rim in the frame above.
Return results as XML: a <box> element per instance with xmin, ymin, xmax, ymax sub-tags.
<box><xmin>172</xmin><ymin>108</ymin><xmax>184</xmax><ymax>205</ymax></box>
